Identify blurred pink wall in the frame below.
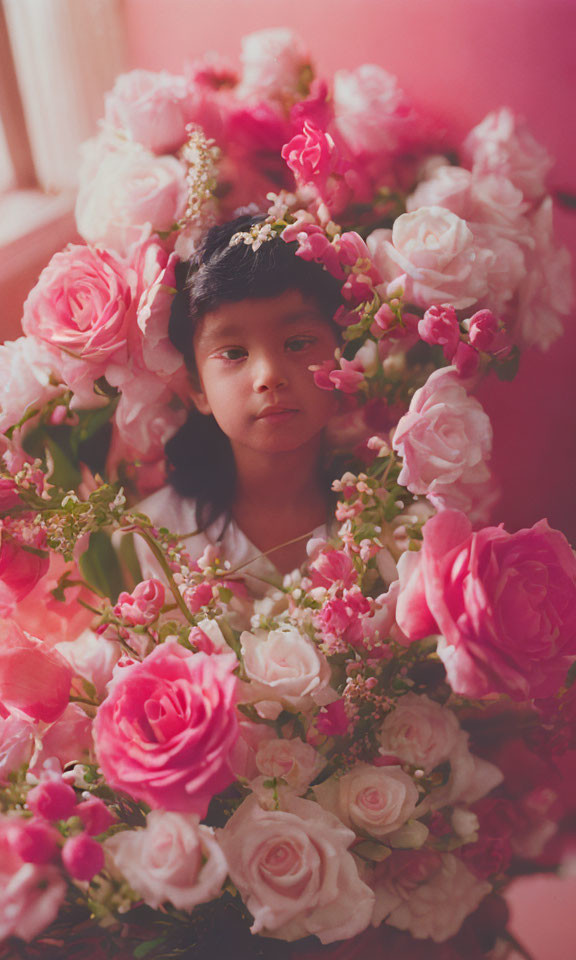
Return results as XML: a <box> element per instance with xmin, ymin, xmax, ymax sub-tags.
<box><xmin>124</xmin><ymin>0</ymin><xmax>576</xmax><ymax>543</ymax></box>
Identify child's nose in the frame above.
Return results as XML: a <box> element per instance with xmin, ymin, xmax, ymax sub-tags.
<box><xmin>252</xmin><ymin>354</ymin><xmax>288</xmax><ymax>392</ymax></box>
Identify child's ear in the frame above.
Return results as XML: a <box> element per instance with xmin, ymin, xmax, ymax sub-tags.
<box><xmin>188</xmin><ymin>383</ymin><xmax>212</xmax><ymax>416</ymax></box>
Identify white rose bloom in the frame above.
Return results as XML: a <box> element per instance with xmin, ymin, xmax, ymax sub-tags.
<box><xmin>315</xmin><ymin>763</ymin><xmax>420</xmax><ymax>839</ymax></box>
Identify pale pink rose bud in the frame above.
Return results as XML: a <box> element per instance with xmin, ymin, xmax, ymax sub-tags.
<box><xmin>76</xmin><ymin>797</ymin><xmax>116</xmax><ymax>836</ymax></box>
<box><xmin>7</xmin><ymin>819</ymin><xmax>60</xmax><ymax>864</ymax></box>
<box><xmin>62</xmin><ymin>832</ymin><xmax>104</xmax><ymax>881</ymax></box>
<box><xmin>467</xmin><ymin>309</ymin><xmax>499</xmax><ymax>352</ymax></box>
<box><xmin>454</xmin><ymin>341</ymin><xmax>480</xmax><ymax>377</ymax></box>
<box><xmin>27</xmin><ymin>779</ymin><xmax>77</xmax><ymax>822</ymax></box>
<box><xmin>418</xmin><ymin>305</ymin><xmax>460</xmax><ymax>359</ymax></box>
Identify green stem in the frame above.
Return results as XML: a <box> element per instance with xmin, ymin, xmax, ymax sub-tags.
<box><xmin>70</xmin><ymin>695</ymin><xmax>99</xmax><ymax>708</ymax></box>
<box><xmin>129</xmin><ymin>527</ymin><xmax>197</xmax><ymax>627</ymax></box>
<box><xmin>76</xmin><ymin>598</ymin><xmax>103</xmax><ymax>616</ymax></box>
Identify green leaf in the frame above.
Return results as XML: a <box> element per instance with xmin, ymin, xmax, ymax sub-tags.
<box><xmin>132</xmin><ymin>938</ymin><xmax>166</xmax><ymax>959</ymax></box>
<box><xmin>79</xmin><ymin>530</ymin><xmax>125</xmax><ymax>602</ymax></box>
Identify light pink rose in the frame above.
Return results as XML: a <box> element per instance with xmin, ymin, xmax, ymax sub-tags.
<box><xmin>131</xmin><ymin>243</ymin><xmax>187</xmax><ymax>384</ymax></box>
<box><xmin>0</xmin><ymin>621</ymin><xmax>72</xmax><ymax>723</ymax></box>
<box><xmin>29</xmin><ymin>703</ymin><xmax>93</xmax><ymax>776</ymax></box>
<box><xmin>240</xmin><ymin>625</ymin><xmax>334</xmax><ymax>718</ymax></box>
<box><xmin>367</xmin><ymin>207</ymin><xmax>493</xmax><ymax>310</ymax></box>
<box><xmin>93</xmin><ymin>640</ymin><xmax>239</xmax><ymax>815</ymax></box>
<box><xmin>463</xmin><ymin>107</ymin><xmax>552</xmax><ymax>201</ymax></box>
<box><xmin>0</xmin><ymin>714</ymin><xmax>34</xmax><ymax>782</ymax></box>
<box><xmin>21</xmin><ymin>244</ymin><xmax>136</xmax><ymax>403</ymax></box>
<box><xmin>371</xmin><ymin>850</ymin><xmax>491</xmax><ymax>941</ymax></box>
<box><xmin>0</xmin><ymin>337</ymin><xmax>62</xmax><ymax>434</ymax></box>
<box><xmin>392</xmin><ymin>367</ymin><xmax>493</xmax><ymax>507</ymax></box>
<box><xmin>105</xmin><ymin>810</ymin><xmax>227</xmax><ymax>911</ymax></box>
<box><xmin>255</xmin><ymin>737</ymin><xmax>324</xmax><ymax>793</ymax></box>
<box><xmin>108</xmin><ymin>373</ymin><xmax>186</xmax><ymax>460</ymax></box>
<box><xmin>469</xmin><ymin>223</ymin><xmax>526</xmax><ymax>315</ymax></box>
<box><xmin>55</xmin><ymin>629</ymin><xmax>120</xmax><ymax>699</ymax></box>
<box><xmin>75</xmin><ymin>140</ymin><xmax>188</xmax><ymax>256</ymax></box>
<box><xmin>396</xmin><ymin>510</ymin><xmax>576</xmax><ymax>700</ymax></box>
<box><xmin>0</xmin><ymin>819</ymin><xmax>66</xmax><ymax>942</ymax></box>
<box><xmin>378</xmin><ymin>694</ymin><xmax>461</xmax><ymax>773</ymax></box>
<box><xmin>314</xmin><ymin>763</ymin><xmax>419</xmax><ymax>839</ymax></box>
<box><xmin>218</xmin><ymin>794</ymin><xmax>374</xmax><ymax>943</ymax></box>
<box><xmin>104</xmin><ymin>70</ymin><xmax>196</xmax><ymax>155</ymax></box>
<box><xmin>236</xmin><ymin>28</ymin><xmax>312</xmax><ymax>103</ymax></box>
<box><xmin>407</xmin><ymin>163</ymin><xmax>474</xmax><ymax>219</ymax></box>
<box><xmin>14</xmin><ymin>554</ymin><xmax>94</xmax><ymax>648</ymax></box>
<box><xmin>332</xmin><ymin>65</ymin><xmax>421</xmax><ymax>162</ymax></box>
<box><xmin>515</xmin><ymin>197</ymin><xmax>573</xmax><ymax>350</ymax></box>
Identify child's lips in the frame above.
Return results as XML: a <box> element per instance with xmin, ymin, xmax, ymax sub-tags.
<box><xmin>256</xmin><ymin>405</ymin><xmax>299</xmax><ymax>422</ymax></box>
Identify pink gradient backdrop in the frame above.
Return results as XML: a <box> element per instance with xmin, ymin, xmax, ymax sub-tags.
<box><xmin>123</xmin><ymin>0</ymin><xmax>576</xmax><ymax>544</ymax></box>
<box><xmin>123</xmin><ymin>6</ymin><xmax>576</xmax><ymax>958</ymax></box>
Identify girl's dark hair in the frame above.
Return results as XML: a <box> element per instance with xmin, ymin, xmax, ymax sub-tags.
<box><xmin>165</xmin><ymin>214</ymin><xmax>342</xmax><ymax>529</ymax></box>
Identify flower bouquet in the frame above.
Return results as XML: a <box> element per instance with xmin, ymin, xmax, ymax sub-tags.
<box><xmin>0</xmin><ymin>28</ymin><xmax>574</xmax><ymax>960</ymax></box>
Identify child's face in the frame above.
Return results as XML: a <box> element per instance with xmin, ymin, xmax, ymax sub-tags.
<box><xmin>190</xmin><ymin>289</ymin><xmax>340</xmax><ymax>457</ymax></box>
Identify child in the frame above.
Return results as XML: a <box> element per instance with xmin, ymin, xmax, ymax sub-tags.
<box><xmin>135</xmin><ymin>215</ymin><xmax>343</xmax><ymax>587</ymax></box>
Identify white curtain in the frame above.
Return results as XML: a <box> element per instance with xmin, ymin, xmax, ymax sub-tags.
<box><xmin>3</xmin><ymin>0</ymin><xmax>125</xmax><ymax>192</ymax></box>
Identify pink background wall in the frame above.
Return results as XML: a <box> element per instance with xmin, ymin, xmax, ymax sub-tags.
<box><xmin>123</xmin><ymin>0</ymin><xmax>576</xmax><ymax>543</ymax></box>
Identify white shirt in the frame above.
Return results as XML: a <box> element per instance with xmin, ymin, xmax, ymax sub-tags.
<box><xmin>133</xmin><ymin>485</ymin><xmax>329</xmax><ymax>596</ymax></box>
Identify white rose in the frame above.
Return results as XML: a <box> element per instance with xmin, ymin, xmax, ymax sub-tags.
<box><xmin>407</xmin><ymin>165</ymin><xmax>473</xmax><ymax>219</ymax></box>
<box><xmin>56</xmin><ymin>629</ymin><xmax>120</xmax><ymax>698</ymax></box>
<box><xmin>237</xmin><ymin>28</ymin><xmax>311</xmax><ymax>103</ymax></box>
<box><xmin>367</xmin><ymin>206</ymin><xmax>493</xmax><ymax>309</ymax></box>
<box><xmin>314</xmin><ymin>763</ymin><xmax>420</xmax><ymax>839</ymax></box>
<box><xmin>218</xmin><ymin>794</ymin><xmax>374</xmax><ymax>943</ymax></box>
<box><xmin>76</xmin><ymin>137</ymin><xmax>188</xmax><ymax>256</ymax></box>
<box><xmin>378</xmin><ymin>693</ymin><xmax>461</xmax><ymax>773</ymax></box>
<box><xmin>240</xmin><ymin>625</ymin><xmax>334</xmax><ymax>718</ymax></box>
<box><xmin>104</xmin><ymin>810</ymin><xmax>227</xmax><ymax>911</ymax></box>
<box><xmin>379</xmin><ymin>853</ymin><xmax>491</xmax><ymax>942</ymax></box>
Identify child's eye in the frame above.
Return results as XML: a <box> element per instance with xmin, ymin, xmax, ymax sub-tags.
<box><xmin>218</xmin><ymin>347</ymin><xmax>247</xmax><ymax>361</ymax></box>
<box><xmin>286</xmin><ymin>337</ymin><xmax>316</xmax><ymax>353</ymax></box>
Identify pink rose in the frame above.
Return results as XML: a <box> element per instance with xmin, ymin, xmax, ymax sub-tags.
<box><xmin>417</xmin><ymin>305</ymin><xmax>460</xmax><ymax>359</ymax></box>
<box><xmin>93</xmin><ymin>640</ymin><xmax>239</xmax><ymax>815</ymax></box>
<box><xmin>0</xmin><ymin>819</ymin><xmax>66</xmax><ymax>942</ymax></box>
<box><xmin>29</xmin><ymin>704</ymin><xmax>93</xmax><ymax>776</ymax></box>
<box><xmin>56</xmin><ymin>629</ymin><xmax>120</xmax><ymax>699</ymax></box>
<box><xmin>114</xmin><ymin>579</ymin><xmax>165</xmax><ymax>626</ymax></box>
<box><xmin>407</xmin><ymin>163</ymin><xmax>473</xmax><ymax>219</ymax></box>
<box><xmin>218</xmin><ymin>794</ymin><xmax>374</xmax><ymax>943</ymax></box>
<box><xmin>371</xmin><ymin>851</ymin><xmax>490</xmax><ymax>942</ymax></box>
<box><xmin>14</xmin><ymin>554</ymin><xmax>94</xmax><ymax>648</ymax></box>
<box><xmin>0</xmin><ymin>337</ymin><xmax>61</xmax><ymax>434</ymax></box>
<box><xmin>0</xmin><ymin>621</ymin><xmax>72</xmax><ymax>723</ymax></box>
<box><xmin>237</xmin><ymin>28</ymin><xmax>312</xmax><ymax>104</ymax></box>
<box><xmin>310</xmin><ymin>548</ymin><xmax>357</xmax><ymax>589</ymax></box>
<box><xmin>463</xmin><ymin>108</ymin><xmax>552</xmax><ymax>201</ymax></box>
<box><xmin>282</xmin><ymin>121</ymin><xmax>342</xmax><ymax>187</ymax></box>
<box><xmin>378</xmin><ymin>694</ymin><xmax>461</xmax><ymax>773</ymax></box>
<box><xmin>396</xmin><ymin>510</ymin><xmax>576</xmax><ymax>700</ymax></box>
<box><xmin>314</xmin><ymin>763</ymin><xmax>419</xmax><ymax>839</ymax></box>
<box><xmin>0</xmin><ymin>525</ymin><xmax>49</xmax><ymax>615</ymax></box>
<box><xmin>367</xmin><ymin>208</ymin><xmax>493</xmax><ymax>310</ymax></box>
<box><xmin>105</xmin><ymin>810</ymin><xmax>227</xmax><ymax>911</ymax></box>
<box><xmin>104</xmin><ymin>70</ymin><xmax>196</xmax><ymax>155</ymax></box>
<box><xmin>22</xmin><ymin>244</ymin><xmax>136</xmax><ymax>401</ymax></box>
<box><xmin>392</xmin><ymin>367</ymin><xmax>493</xmax><ymax>506</ymax></box>
<box><xmin>255</xmin><ymin>738</ymin><xmax>323</xmax><ymax>793</ymax></box>
<box><xmin>467</xmin><ymin>309</ymin><xmax>500</xmax><ymax>352</ymax></box>
<box><xmin>131</xmin><ymin>243</ymin><xmax>187</xmax><ymax>384</ymax></box>
<box><xmin>75</xmin><ymin>139</ymin><xmax>188</xmax><ymax>257</ymax></box>
<box><xmin>0</xmin><ymin>714</ymin><xmax>34</xmax><ymax>782</ymax></box>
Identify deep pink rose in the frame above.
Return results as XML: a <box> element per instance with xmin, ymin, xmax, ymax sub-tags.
<box><xmin>418</xmin><ymin>305</ymin><xmax>460</xmax><ymax>359</ymax></box>
<box><xmin>93</xmin><ymin>641</ymin><xmax>239</xmax><ymax>815</ymax></box>
<box><xmin>396</xmin><ymin>510</ymin><xmax>576</xmax><ymax>700</ymax></box>
<box><xmin>0</xmin><ymin>622</ymin><xmax>72</xmax><ymax>723</ymax></box>
<box><xmin>114</xmin><ymin>578</ymin><xmax>165</xmax><ymax>626</ymax></box>
<box><xmin>310</xmin><ymin>549</ymin><xmax>357</xmax><ymax>589</ymax></box>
